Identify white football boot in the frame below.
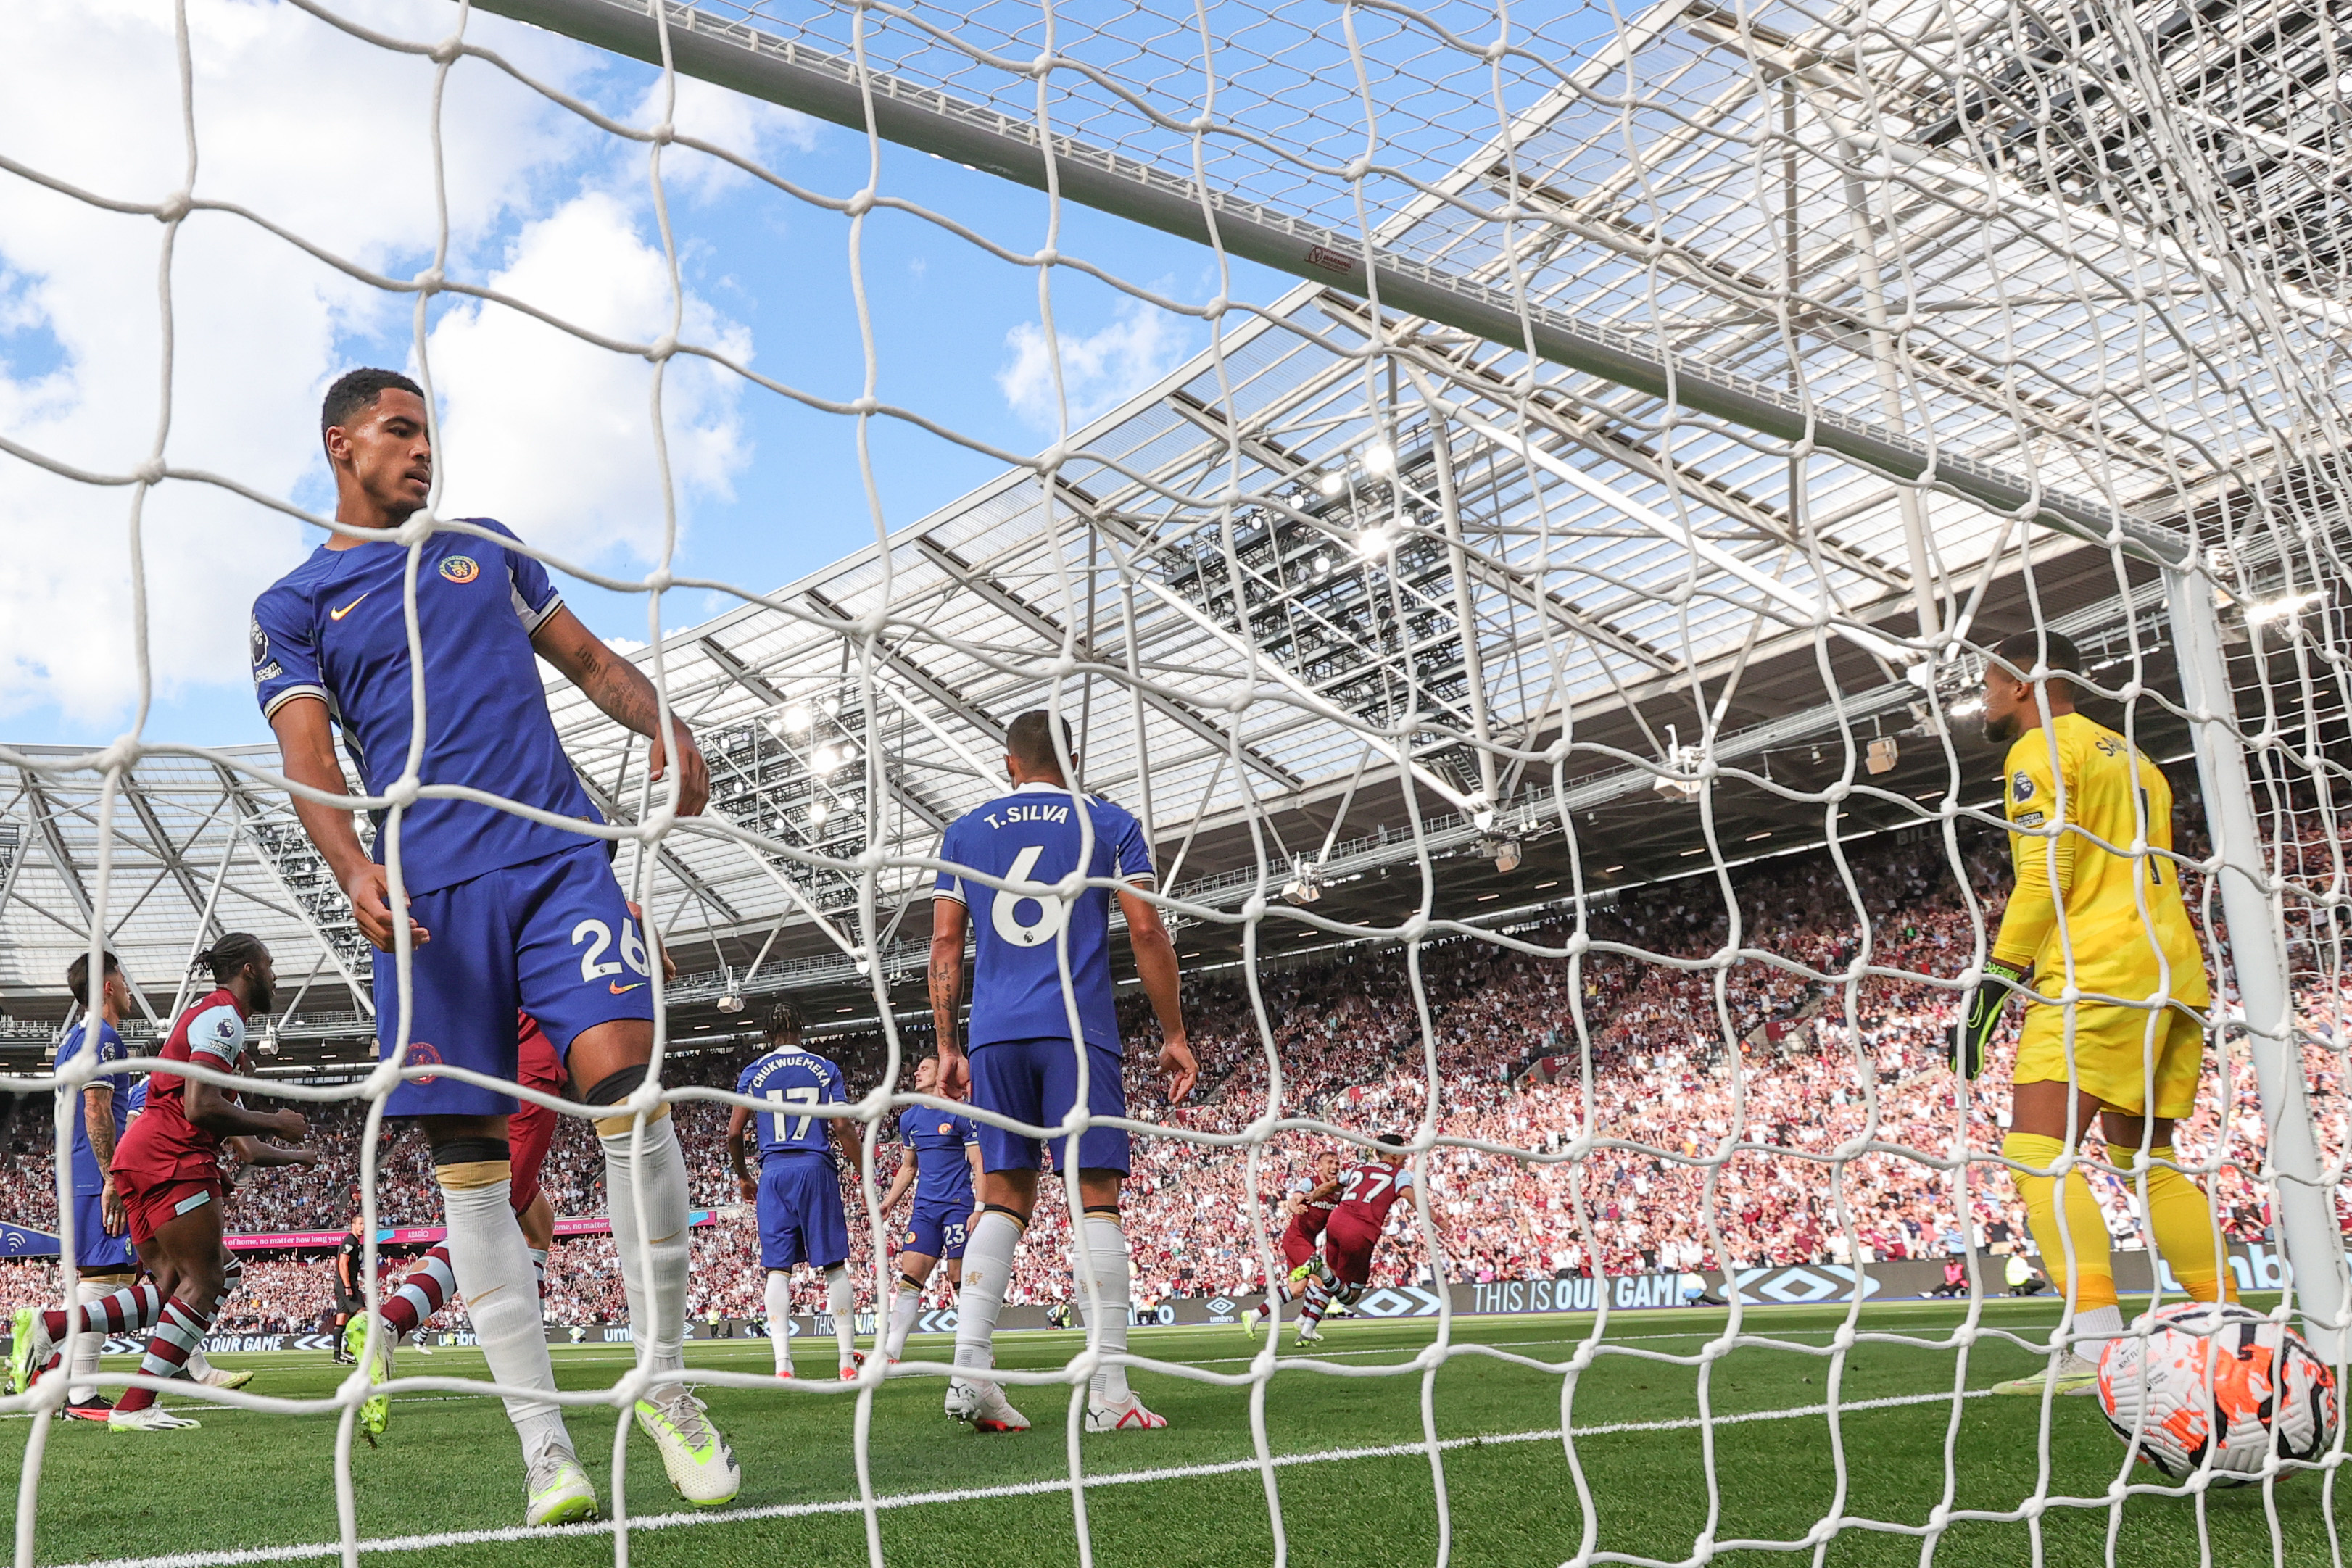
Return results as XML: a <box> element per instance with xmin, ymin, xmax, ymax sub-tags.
<box><xmin>525</xmin><ymin>1448</ymin><xmax>600</xmax><ymax>1527</ymax></box>
<box><xmin>634</xmin><ymin>1387</ymin><xmax>742</xmax><ymax>1506</ymax></box>
<box><xmin>109</xmin><ymin>1406</ymin><xmax>201</xmax><ymax>1432</ymax></box>
<box><xmin>1084</xmin><ymin>1393</ymin><xmax>1167</xmax><ymax>1431</ymax></box>
<box><xmin>945</xmin><ymin>1377</ymin><xmax>1031</xmax><ymax>1432</ymax></box>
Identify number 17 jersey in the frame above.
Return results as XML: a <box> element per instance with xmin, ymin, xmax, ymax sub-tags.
<box><xmin>932</xmin><ymin>782</ymin><xmax>1153</xmax><ymax>1051</ymax></box>
<box><xmin>736</xmin><ymin>1048</ymin><xmax>847</xmax><ymax>1157</ymax></box>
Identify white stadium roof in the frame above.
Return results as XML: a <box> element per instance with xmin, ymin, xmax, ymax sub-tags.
<box><xmin>6</xmin><ymin>0</ymin><xmax>2348</xmax><ymax>1062</ymax></box>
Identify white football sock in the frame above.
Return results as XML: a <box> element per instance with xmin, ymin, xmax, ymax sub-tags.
<box><xmin>764</xmin><ymin>1270</ymin><xmax>794</xmax><ymax>1374</ymax></box>
<box><xmin>2071</xmin><ymin>1303</ymin><xmax>2125</xmax><ymax>1346</ymax></box>
<box><xmin>67</xmin><ymin>1275</ymin><xmax>126</xmax><ymax>1402</ymax></box>
<box><xmin>528</xmin><ymin>1248</ymin><xmax>548</xmax><ymax>1297</ymax></box>
<box><xmin>438</xmin><ymin>1166</ymin><xmax>569</xmax><ymax>1460</ymax></box>
<box><xmin>885</xmin><ymin>1279</ymin><xmax>922</xmax><ymax>1359</ymax></box>
<box><xmin>825</xmin><ymin>1265</ymin><xmax>858</xmax><ymax>1370</ymax></box>
<box><xmin>953</xmin><ymin>1211</ymin><xmax>1022</xmax><ymax>1376</ymax></box>
<box><xmin>600</xmin><ymin>1108</ymin><xmax>691</xmax><ymax>1387</ymax></box>
<box><xmin>1076</xmin><ymin>1211</ymin><xmax>1132</xmax><ymax>1404</ymax></box>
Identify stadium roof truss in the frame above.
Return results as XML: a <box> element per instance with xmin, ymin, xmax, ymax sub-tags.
<box><xmin>7</xmin><ymin>0</ymin><xmax>2351</xmax><ymax>1054</ymax></box>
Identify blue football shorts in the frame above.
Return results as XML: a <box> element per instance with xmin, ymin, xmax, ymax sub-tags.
<box><xmin>758</xmin><ymin>1153</ymin><xmax>850</xmax><ymax>1271</ymax></box>
<box><xmin>967</xmin><ymin>1037</ymin><xmax>1129</xmax><ymax>1174</ymax></box>
<box><xmin>903</xmin><ymin>1195</ymin><xmax>971</xmax><ymax>1260</ymax></box>
<box><xmin>71</xmin><ymin>1189</ymin><xmax>136</xmax><ymax>1272</ymax></box>
<box><xmin>373</xmin><ymin>843</ymin><xmax>655</xmax><ymax>1118</ymax></box>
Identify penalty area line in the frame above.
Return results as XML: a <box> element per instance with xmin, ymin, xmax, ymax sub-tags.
<box><xmin>65</xmin><ymin>1388</ymin><xmax>1992</xmax><ymax>1568</ymax></box>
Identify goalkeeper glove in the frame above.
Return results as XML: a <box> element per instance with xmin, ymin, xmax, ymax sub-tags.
<box><xmin>1951</xmin><ymin>960</ymin><xmax>2027</xmax><ymax>1079</ymax></box>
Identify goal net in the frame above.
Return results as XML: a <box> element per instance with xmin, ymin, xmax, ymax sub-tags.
<box><xmin>2</xmin><ymin>0</ymin><xmax>2349</xmax><ymax>1561</ymax></box>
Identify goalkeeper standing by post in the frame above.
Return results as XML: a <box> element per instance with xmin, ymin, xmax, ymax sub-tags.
<box><xmin>1951</xmin><ymin>631</ymin><xmax>2234</xmax><ymax>1396</ymax></box>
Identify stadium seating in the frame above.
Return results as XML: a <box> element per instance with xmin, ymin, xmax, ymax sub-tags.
<box><xmin>0</xmin><ymin>826</ymin><xmax>2334</xmax><ymax>1333</ymax></box>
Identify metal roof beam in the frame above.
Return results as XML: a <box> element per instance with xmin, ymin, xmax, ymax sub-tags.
<box><xmin>212</xmin><ymin>764</ymin><xmax>376</xmax><ymax>1015</ymax></box>
<box><xmin>695</xmin><ymin>632</ymin><xmax>953</xmax><ymax>834</ymax></box>
<box><xmin>806</xmin><ymin>588</ymin><xmax>1010</xmax><ymax>753</ymax></box>
<box><xmin>15</xmin><ymin>773</ymin><xmax>167</xmax><ymax>1023</ymax></box>
<box><xmin>473</xmin><ymin>0</ymin><xmax>2190</xmax><ymax>567</ymax></box>
<box><xmin>1151</xmin><ymin>371</ymin><xmax>1691</xmax><ymax>676</ymax></box>
<box><xmin>568</xmin><ymin>770</ymin><xmax>748</xmax><ymax>925</ymax></box>
<box><xmin>905</xmin><ymin>539</ymin><xmax>1309</xmax><ymax>794</ymax></box>
<box><xmin>122</xmin><ymin>777</ymin><xmax>225</xmax><ymax>950</ymax></box>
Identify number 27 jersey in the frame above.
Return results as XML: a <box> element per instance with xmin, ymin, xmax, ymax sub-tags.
<box><xmin>932</xmin><ymin>784</ymin><xmax>1152</xmax><ymax>1051</ymax></box>
<box><xmin>1334</xmin><ymin>1161</ymin><xmax>1417</xmax><ymax>1229</ymax></box>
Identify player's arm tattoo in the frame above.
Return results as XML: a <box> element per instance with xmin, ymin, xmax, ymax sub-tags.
<box><xmin>929</xmin><ymin>900</ymin><xmax>967</xmax><ymax>1052</ymax></box>
<box><xmin>81</xmin><ymin>1086</ymin><xmax>117</xmax><ymax>1174</ymax></box>
<box><xmin>534</xmin><ymin>607</ymin><xmax>707</xmax><ymax>815</ymax></box>
<box><xmin>533</xmin><ymin>607</ymin><xmax>660</xmax><ymax>734</ymax></box>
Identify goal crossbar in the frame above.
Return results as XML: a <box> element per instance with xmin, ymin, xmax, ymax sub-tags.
<box><xmin>466</xmin><ymin>0</ymin><xmax>2192</xmax><ymax>570</ymax></box>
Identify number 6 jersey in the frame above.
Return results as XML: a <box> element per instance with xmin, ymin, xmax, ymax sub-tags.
<box><xmin>931</xmin><ymin>781</ymin><xmax>1153</xmax><ymax>1051</ymax></box>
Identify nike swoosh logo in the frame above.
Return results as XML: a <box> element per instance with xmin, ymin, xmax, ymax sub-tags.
<box><xmin>330</xmin><ymin>592</ymin><xmax>371</xmax><ymax>621</ymax></box>
<box><xmin>610</xmin><ymin>982</ymin><xmax>645</xmax><ymax>994</ymax></box>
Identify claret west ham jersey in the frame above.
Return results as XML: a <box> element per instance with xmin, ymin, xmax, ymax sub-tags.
<box><xmin>1333</xmin><ymin>1160</ymin><xmax>1417</xmax><ymax>1229</ymax></box>
<box><xmin>249</xmin><ymin>520</ymin><xmax>603</xmax><ymax>893</ymax></box>
<box><xmin>930</xmin><ymin>783</ymin><xmax>1153</xmax><ymax>1050</ymax></box>
<box><xmin>112</xmin><ymin>988</ymin><xmax>249</xmax><ymax>1181</ymax></box>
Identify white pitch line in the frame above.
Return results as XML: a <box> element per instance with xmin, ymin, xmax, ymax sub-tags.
<box><xmin>64</xmin><ymin>1388</ymin><xmax>1995</xmax><ymax>1568</ymax></box>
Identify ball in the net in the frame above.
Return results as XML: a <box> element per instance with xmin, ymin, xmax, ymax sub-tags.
<box><xmin>2096</xmin><ymin>1301</ymin><xmax>2337</xmax><ymax>1482</ymax></box>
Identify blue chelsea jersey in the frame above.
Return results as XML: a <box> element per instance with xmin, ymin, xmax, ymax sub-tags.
<box><xmin>897</xmin><ymin>1105</ymin><xmax>976</xmax><ymax>1203</ymax></box>
<box><xmin>249</xmin><ymin>520</ymin><xmax>604</xmax><ymax>895</ymax></box>
<box><xmin>931</xmin><ymin>783</ymin><xmax>1153</xmax><ymax>1051</ymax></box>
<box><xmin>737</xmin><ymin>1048</ymin><xmax>848</xmax><ymax>1157</ymax></box>
<box><xmin>54</xmin><ymin>1021</ymin><xmax>131</xmax><ymax>1197</ymax></box>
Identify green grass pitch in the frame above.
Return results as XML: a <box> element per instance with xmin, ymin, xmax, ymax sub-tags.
<box><xmin>6</xmin><ymin>1294</ymin><xmax>2336</xmax><ymax>1567</ymax></box>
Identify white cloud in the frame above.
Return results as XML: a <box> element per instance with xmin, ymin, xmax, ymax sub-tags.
<box><xmin>424</xmin><ymin>189</ymin><xmax>754</xmax><ymax>569</ymax></box>
<box><xmin>996</xmin><ymin>298</ymin><xmax>1192</xmax><ymax>431</ymax></box>
<box><xmin>627</xmin><ymin>73</ymin><xmax>819</xmax><ymax>204</ymax></box>
<box><xmin>0</xmin><ymin>0</ymin><xmax>590</xmax><ymax>726</ymax></box>
<box><xmin>0</xmin><ymin>0</ymin><xmax>758</xmax><ymax>727</ymax></box>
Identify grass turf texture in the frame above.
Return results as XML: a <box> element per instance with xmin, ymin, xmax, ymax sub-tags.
<box><xmin>4</xmin><ymin>1294</ymin><xmax>2335</xmax><ymax>1567</ymax></box>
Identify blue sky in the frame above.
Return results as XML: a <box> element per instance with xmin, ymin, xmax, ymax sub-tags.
<box><xmin>0</xmin><ymin>0</ymin><xmax>1291</xmax><ymax>752</ymax></box>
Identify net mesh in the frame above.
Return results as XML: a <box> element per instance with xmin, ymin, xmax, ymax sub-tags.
<box><xmin>3</xmin><ymin>0</ymin><xmax>2351</xmax><ymax>1561</ymax></box>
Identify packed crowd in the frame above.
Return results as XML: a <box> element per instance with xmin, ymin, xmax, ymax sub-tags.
<box><xmin>2</xmin><ymin>815</ymin><xmax>2345</xmax><ymax>1330</ymax></box>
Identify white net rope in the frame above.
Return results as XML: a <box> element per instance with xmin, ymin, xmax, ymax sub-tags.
<box><xmin>1</xmin><ymin>0</ymin><xmax>2351</xmax><ymax>1562</ymax></box>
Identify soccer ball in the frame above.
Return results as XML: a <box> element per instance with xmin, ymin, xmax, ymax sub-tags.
<box><xmin>2097</xmin><ymin>1302</ymin><xmax>2338</xmax><ymax>1482</ymax></box>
